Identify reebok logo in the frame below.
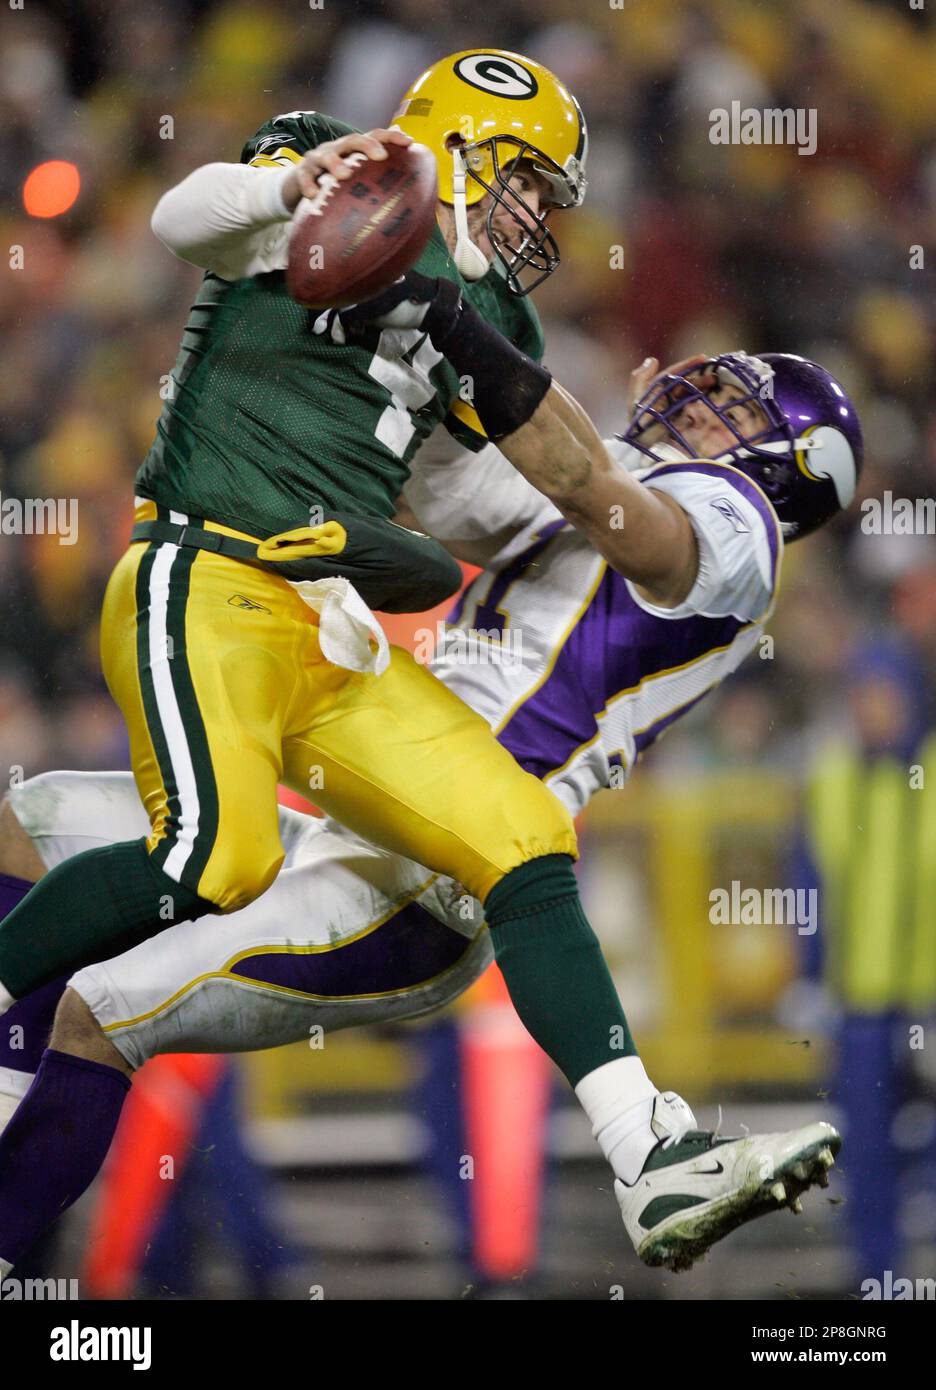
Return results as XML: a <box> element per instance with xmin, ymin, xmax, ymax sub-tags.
<box><xmin>228</xmin><ymin>594</ymin><xmax>271</xmax><ymax>613</ymax></box>
<box><xmin>253</xmin><ymin>133</ymin><xmax>297</xmax><ymax>156</ymax></box>
<box><xmin>710</xmin><ymin>497</ymin><xmax>750</xmax><ymax>533</ymax></box>
<box><xmin>50</xmin><ymin>1320</ymin><xmax>152</xmax><ymax>1370</ymax></box>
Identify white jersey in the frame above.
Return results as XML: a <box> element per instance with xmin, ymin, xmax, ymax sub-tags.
<box><xmin>410</xmin><ymin>436</ymin><xmax>782</xmax><ymax>817</ymax></box>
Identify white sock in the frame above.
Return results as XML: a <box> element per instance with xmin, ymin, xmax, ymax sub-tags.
<box><xmin>575</xmin><ymin>1056</ymin><xmax>660</xmax><ymax>1186</ymax></box>
<box><xmin>0</xmin><ymin>981</ymin><xmax>13</xmax><ymax>1016</ymax></box>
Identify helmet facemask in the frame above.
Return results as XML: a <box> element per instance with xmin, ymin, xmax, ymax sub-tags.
<box><xmin>623</xmin><ymin>351</ymin><xmax>863</xmax><ymax>540</ymax></box>
<box><xmin>625</xmin><ymin>354</ymin><xmax>799</xmax><ymax>507</ymax></box>
<box><xmin>455</xmin><ymin>135</ymin><xmax>584</xmax><ymax>295</ymax></box>
<box><xmin>394</xmin><ymin>49</ymin><xmax>588</xmax><ymax>294</ymax></box>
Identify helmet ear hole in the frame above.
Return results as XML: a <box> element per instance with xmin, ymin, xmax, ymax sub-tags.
<box><xmin>443</xmin><ymin>131</ymin><xmax>465</xmax><ymax>152</ymax></box>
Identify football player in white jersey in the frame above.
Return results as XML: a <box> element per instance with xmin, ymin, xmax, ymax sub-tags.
<box><xmin>0</xmin><ymin>345</ymin><xmax>860</xmax><ymax>1280</ymax></box>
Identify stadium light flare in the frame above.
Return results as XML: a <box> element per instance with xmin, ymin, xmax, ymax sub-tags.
<box><xmin>23</xmin><ymin>160</ymin><xmax>81</xmax><ymax>218</ymax></box>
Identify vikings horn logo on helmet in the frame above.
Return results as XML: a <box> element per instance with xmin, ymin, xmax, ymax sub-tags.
<box><xmin>795</xmin><ymin>425</ymin><xmax>859</xmax><ymax>507</ymax></box>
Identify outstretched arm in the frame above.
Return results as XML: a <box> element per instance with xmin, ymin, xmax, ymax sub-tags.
<box><xmin>499</xmin><ymin>378</ymin><xmax>698</xmax><ymax>606</ymax></box>
<box><xmin>334</xmin><ymin>275</ymin><xmax>700</xmax><ymax>607</ymax></box>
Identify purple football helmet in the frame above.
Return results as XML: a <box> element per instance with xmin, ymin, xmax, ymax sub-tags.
<box><xmin>622</xmin><ymin>352</ymin><xmax>863</xmax><ymax>539</ymax></box>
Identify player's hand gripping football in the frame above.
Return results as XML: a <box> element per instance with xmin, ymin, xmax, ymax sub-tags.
<box><xmin>280</xmin><ymin>127</ymin><xmax>413</xmax><ymax>212</ymax></box>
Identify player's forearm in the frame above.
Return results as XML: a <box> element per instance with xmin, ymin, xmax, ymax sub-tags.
<box><xmin>498</xmin><ymin>379</ymin><xmax>599</xmax><ymax>503</ymax></box>
<box><xmin>405</xmin><ymin>286</ymin><xmax>690</xmax><ymax>596</ymax></box>
<box><xmin>150</xmin><ymin>162</ymin><xmax>293</xmax><ymax>272</ymax></box>
<box><xmin>499</xmin><ymin>382</ymin><xmax>696</xmax><ymax>598</ymax></box>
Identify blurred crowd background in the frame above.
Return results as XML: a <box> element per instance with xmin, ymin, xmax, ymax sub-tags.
<box><xmin>2</xmin><ymin>0</ymin><xmax>936</xmax><ymax>1298</ymax></box>
<box><xmin>1</xmin><ymin>0</ymin><xmax>935</xmax><ymax>773</ymax></box>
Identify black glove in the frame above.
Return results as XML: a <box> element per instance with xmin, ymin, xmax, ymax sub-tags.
<box><xmin>315</xmin><ymin>268</ymin><xmax>552</xmax><ymax>442</ymax></box>
<box><xmin>313</xmin><ymin>271</ymin><xmax>464</xmax><ymax>343</ymax></box>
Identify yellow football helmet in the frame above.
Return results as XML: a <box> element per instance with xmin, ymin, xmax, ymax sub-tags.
<box><xmin>393</xmin><ymin>49</ymin><xmax>588</xmax><ymax>295</ymax></box>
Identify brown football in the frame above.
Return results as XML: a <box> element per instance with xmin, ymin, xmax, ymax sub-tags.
<box><xmin>286</xmin><ymin>142</ymin><xmax>438</xmax><ymax>310</ymax></box>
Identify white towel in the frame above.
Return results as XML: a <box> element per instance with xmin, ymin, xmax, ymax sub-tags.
<box><xmin>289</xmin><ymin>576</ymin><xmax>390</xmax><ymax>676</ymax></box>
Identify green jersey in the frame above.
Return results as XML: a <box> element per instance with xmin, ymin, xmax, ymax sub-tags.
<box><xmin>136</xmin><ymin>111</ymin><xmax>545</xmax><ymax>540</ymax></box>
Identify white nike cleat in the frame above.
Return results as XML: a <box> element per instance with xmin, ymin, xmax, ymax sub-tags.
<box><xmin>615</xmin><ymin>1091</ymin><xmax>841</xmax><ymax>1273</ymax></box>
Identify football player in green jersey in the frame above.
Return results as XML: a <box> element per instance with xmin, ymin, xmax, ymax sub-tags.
<box><xmin>0</xmin><ymin>53</ymin><xmax>664</xmax><ymax>1215</ymax></box>
<box><xmin>135</xmin><ymin>51</ymin><xmax>587</xmax><ymax>535</ymax></box>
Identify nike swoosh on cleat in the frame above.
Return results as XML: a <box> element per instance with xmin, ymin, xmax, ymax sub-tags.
<box><xmin>694</xmin><ymin>1162</ymin><xmax>725</xmax><ymax>1175</ymax></box>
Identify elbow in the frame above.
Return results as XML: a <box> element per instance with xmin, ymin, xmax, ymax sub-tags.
<box><xmin>533</xmin><ymin>442</ymin><xmax>595</xmax><ymax>507</ymax></box>
<box><xmin>150</xmin><ymin>191</ymin><xmax>173</xmax><ymax>248</ymax></box>
<box><xmin>150</xmin><ymin>181</ymin><xmax>189</xmax><ymax>253</ymax></box>
<box><xmin>150</xmin><ymin>163</ymin><xmax>228</xmax><ymax>254</ymax></box>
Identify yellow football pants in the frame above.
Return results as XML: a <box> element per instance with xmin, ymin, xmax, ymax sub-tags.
<box><xmin>100</xmin><ymin>526</ymin><xmax>577</xmax><ymax>913</ymax></box>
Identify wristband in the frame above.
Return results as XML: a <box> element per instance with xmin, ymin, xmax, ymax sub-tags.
<box><xmin>425</xmin><ymin>291</ymin><xmax>552</xmax><ymax>442</ymax></box>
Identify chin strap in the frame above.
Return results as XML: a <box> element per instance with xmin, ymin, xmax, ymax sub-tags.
<box><xmin>726</xmin><ymin>437</ymin><xmax>818</xmax><ymax>460</ymax></box>
<box><xmin>644</xmin><ymin>443</ymin><xmax>692</xmax><ymax>463</ymax></box>
<box><xmin>709</xmin><ymin>438</ymin><xmax>822</xmax><ymax>476</ymax></box>
<box><xmin>450</xmin><ymin>147</ymin><xmax>490</xmax><ymax>282</ymax></box>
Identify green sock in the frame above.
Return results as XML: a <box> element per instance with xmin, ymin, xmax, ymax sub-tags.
<box><xmin>484</xmin><ymin>854</ymin><xmax>638</xmax><ymax>1088</ymax></box>
<box><xmin>0</xmin><ymin>838</ymin><xmax>213</xmax><ymax>998</ymax></box>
